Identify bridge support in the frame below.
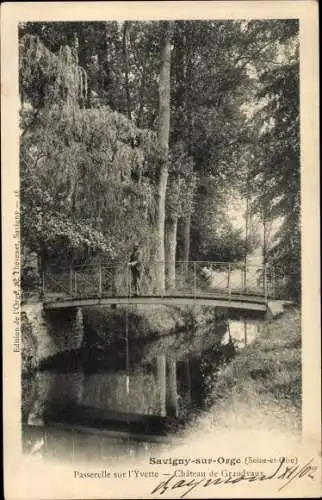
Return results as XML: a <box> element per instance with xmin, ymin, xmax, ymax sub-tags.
<box><xmin>45</xmin><ymin>306</ymin><xmax>84</xmax><ymax>355</ymax></box>
<box><xmin>22</xmin><ymin>303</ymin><xmax>84</xmax><ymax>363</ymax></box>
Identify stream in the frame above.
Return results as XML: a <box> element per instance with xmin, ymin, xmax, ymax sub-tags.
<box><xmin>22</xmin><ymin>307</ymin><xmax>264</xmax><ymax>464</ymax></box>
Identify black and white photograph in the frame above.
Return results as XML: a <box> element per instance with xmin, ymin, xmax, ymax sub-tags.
<box><xmin>2</xmin><ymin>2</ymin><xmax>320</xmax><ymax>499</ymax></box>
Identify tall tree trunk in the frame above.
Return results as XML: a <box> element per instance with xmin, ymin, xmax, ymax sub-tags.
<box><xmin>155</xmin><ymin>354</ymin><xmax>166</xmax><ymax>416</ymax></box>
<box><xmin>166</xmin><ymin>358</ymin><xmax>178</xmax><ymax>417</ymax></box>
<box><xmin>185</xmin><ymin>22</ymin><xmax>193</xmax><ymax>153</ymax></box>
<box><xmin>165</xmin><ymin>216</ymin><xmax>178</xmax><ymax>290</ymax></box>
<box><xmin>156</xmin><ymin>22</ymin><xmax>172</xmax><ymax>293</ymax></box>
<box><xmin>244</xmin><ymin>194</ymin><xmax>249</xmax><ymax>289</ymax></box>
<box><xmin>262</xmin><ymin>212</ymin><xmax>268</xmax><ymax>295</ymax></box>
<box><xmin>170</xmin><ymin>21</ymin><xmax>185</xmax><ymax>146</ymax></box>
<box><xmin>263</xmin><ymin>213</ymin><xmax>267</xmax><ymax>265</ymax></box>
<box><xmin>122</xmin><ymin>21</ymin><xmax>131</xmax><ymax>119</ymax></box>
<box><xmin>136</xmin><ymin>66</ymin><xmax>146</xmax><ymax>128</ymax></box>
<box><xmin>243</xmin><ymin>174</ymin><xmax>250</xmax><ymax>289</ymax></box>
<box><xmin>183</xmin><ymin>215</ymin><xmax>191</xmax><ymax>271</ymax></box>
<box><xmin>182</xmin><ymin>22</ymin><xmax>193</xmax><ymax>271</ymax></box>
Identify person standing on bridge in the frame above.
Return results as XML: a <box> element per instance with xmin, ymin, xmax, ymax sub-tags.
<box><xmin>128</xmin><ymin>244</ymin><xmax>143</xmax><ymax>296</ymax></box>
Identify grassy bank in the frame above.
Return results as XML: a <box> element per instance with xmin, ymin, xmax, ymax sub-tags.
<box><xmin>83</xmin><ymin>304</ymin><xmax>226</xmax><ymax>347</ymax></box>
<box><xmin>195</xmin><ymin>307</ymin><xmax>301</xmax><ymax>434</ymax></box>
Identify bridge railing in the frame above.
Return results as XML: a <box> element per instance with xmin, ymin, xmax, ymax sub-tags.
<box><xmin>174</xmin><ymin>261</ymin><xmax>274</xmax><ymax>299</ymax></box>
<box><xmin>43</xmin><ymin>261</ymin><xmax>277</xmax><ymax>302</ymax></box>
<box><xmin>43</xmin><ymin>263</ymin><xmax>130</xmax><ymax>299</ymax></box>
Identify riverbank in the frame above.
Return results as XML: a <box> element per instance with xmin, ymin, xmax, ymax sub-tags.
<box><xmin>83</xmin><ymin>303</ymin><xmax>228</xmax><ymax>347</ymax></box>
<box><xmin>22</xmin><ymin>299</ymin><xmax>300</xmax><ymax>434</ymax></box>
<box><xmin>193</xmin><ymin>307</ymin><xmax>301</xmax><ymax>435</ymax></box>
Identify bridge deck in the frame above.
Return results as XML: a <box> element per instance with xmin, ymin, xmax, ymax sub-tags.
<box><xmin>43</xmin><ymin>293</ymin><xmax>268</xmax><ymax>312</ymax></box>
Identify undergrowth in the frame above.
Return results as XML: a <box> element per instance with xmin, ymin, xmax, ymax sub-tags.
<box><xmin>201</xmin><ymin>307</ymin><xmax>302</xmax><ymax>433</ymax></box>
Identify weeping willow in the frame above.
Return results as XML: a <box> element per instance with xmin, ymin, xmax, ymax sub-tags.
<box><xmin>20</xmin><ymin>34</ymin><xmax>88</xmax><ymax>109</ymax></box>
<box><xmin>20</xmin><ymin>34</ymin><xmax>161</xmax><ymax>263</ymax></box>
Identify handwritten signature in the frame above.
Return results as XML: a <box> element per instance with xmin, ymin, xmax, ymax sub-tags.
<box><xmin>150</xmin><ymin>458</ymin><xmax>318</xmax><ymax>498</ymax></box>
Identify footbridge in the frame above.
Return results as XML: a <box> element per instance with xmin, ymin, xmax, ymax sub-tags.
<box><xmin>42</xmin><ymin>261</ymin><xmax>276</xmax><ymax>313</ymax></box>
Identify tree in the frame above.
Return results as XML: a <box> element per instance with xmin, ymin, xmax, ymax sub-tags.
<box><xmin>165</xmin><ymin>143</ymin><xmax>195</xmax><ymax>288</ymax></box>
<box><xmin>189</xmin><ymin>177</ymin><xmax>258</xmax><ymax>263</ymax></box>
<box><xmin>169</xmin><ymin>21</ymin><xmax>263</xmax><ymax>265</ymax></box>
<box><xmin>19</xmin><ymin>34</ymin><xmax>159</xmax><ymax>279</ymax></box>
<box><xmin>155</xmin><ymin>22</ymin><xmax>172</xmax><ymax>292</ymax></box>
<box><xmin>122</xmin><ymin>21</ymin><xmax>131</xmax><ymax>119</ymax></box>
<box><xmin>249</xmin><ymin>32</ymin><xmax>300</xmax><ymax>300</ymax></box>
<box><xmin>169</xmin><ymin>20</ymin><xmax>299</xmax><ymax>272</ymax></box>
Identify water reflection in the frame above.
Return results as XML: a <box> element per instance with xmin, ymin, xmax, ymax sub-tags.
<box><xmin>223</xmin><ymin>319</ymin><xmax>261</xmax><ymax>348</ymax></box>
<box><xmin>22</xmin><ymin>310</ymin><xmax>263</xmax><ymax>462</ymax></box>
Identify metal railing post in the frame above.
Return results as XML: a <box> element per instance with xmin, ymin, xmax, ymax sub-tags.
<box><xmin>272</xmin><ymin>266</ymin><xmax>276</xmax><ymax>299</ymax></box>
<box><xmin>228</xmin><ymin>263</ymin><xmax>231</xmax><ymax>300</ymax></box>
<box><xmin>193</xmin><ymin>262</ymin><xmax>197</xmax><ymax>299</ymax></box>
<box><xmin>69</xmin><ymin>267</ymin><xmax>73</xmax><ymax>296</ymax></box>
<box><xmin>264</xmin><ymin>264</ymin><xmax>268</xmax><ymax>303</ymax></box>
<box><xmin>127</xmin><ymin>263</ymin><xmax>131</xmax><ymax>298</ymax></box>
<box><xmin>161</xmin><ymin>262</ymin><xmax>164</xmax><ymax>298</ymax></box>
<box><xmin>42</xmin><ymin>270</ymin><xmax>45</xmax><ymax>297</ymax></box>
<box><xmin>98</xmin><ymin>263</ymin><xmax>102</xmax><ymax>297</ymax></box>
<box><xmin>74</xmin><ymin>271</ymin><xmax>77</xmax><ymax>297</ymax></box>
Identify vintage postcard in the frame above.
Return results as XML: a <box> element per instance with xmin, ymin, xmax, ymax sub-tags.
<box><xmin>1</xmin><ymin>1</ymin><xmax>320</xmax><ymax>498</ymax></box>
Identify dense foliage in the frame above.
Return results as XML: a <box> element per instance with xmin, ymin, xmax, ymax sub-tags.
<box><xmin>19</xmin><ymin>21</ymin><xmax>300</xmax><ymax>298</ymax></box>
<box><xmin>249</xmin><ymin>38</ymin><xmax>300</xmax><ymax>299</ymax></box>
